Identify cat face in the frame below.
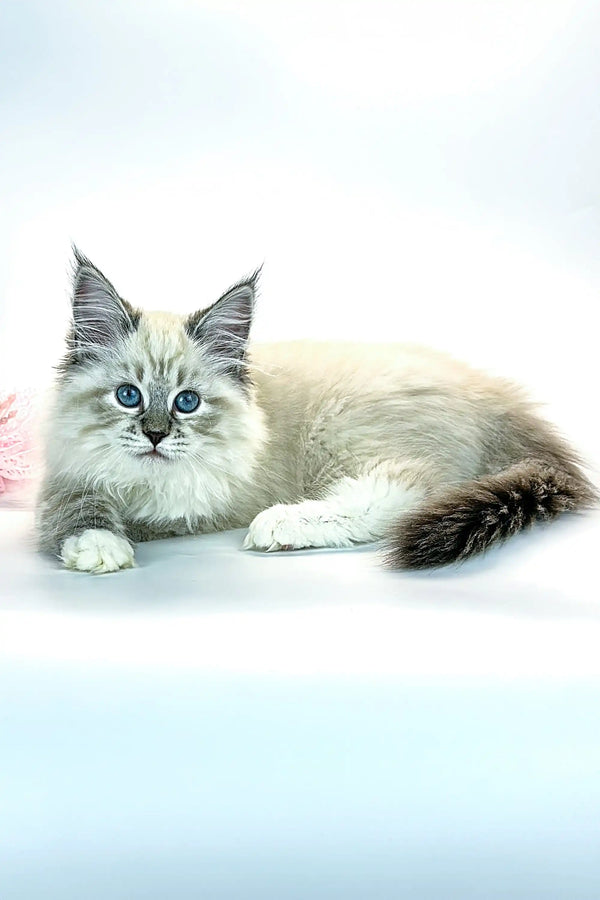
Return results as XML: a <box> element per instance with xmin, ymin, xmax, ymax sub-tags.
<box><xmin>50</xmin><ymin>249</ymin><xmax>265</xmax><ymax>495</ymax></box>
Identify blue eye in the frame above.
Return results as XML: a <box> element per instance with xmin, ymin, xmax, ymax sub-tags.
<box><xmin>174</xmin><ymin>390</ymin><xmax>200</xmax><ymax>413</ymax></box>
<box><xmin>116</xmin><ymin>384</ymin><xmax>142</xmax><ymax>408</ymax></box>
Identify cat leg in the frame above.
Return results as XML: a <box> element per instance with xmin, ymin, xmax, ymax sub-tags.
<box><xmin>243</xmin><ymin>459</ymin><xmax>432</xmax><ymax>552</ymax></box>
<box><xmin>37</xmin><ymin>479</ymin><xmax>134</xmax><ymax>574</ymax></box>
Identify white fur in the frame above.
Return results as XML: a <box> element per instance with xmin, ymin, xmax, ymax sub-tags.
<box><xmin>243</xmin><ymin>461</ymin><xmax>425</xmax><ymax>551</ymax></box>
<box><xmin>61</xmin><ymin>529</ymin><xmax>134</xmax><ymax>574</ymax></box>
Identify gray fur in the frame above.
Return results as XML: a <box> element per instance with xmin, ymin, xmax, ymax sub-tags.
<box><xmin>185</xmin><ymin>269</ymin><xmax>261</xmax><ymax>385</ymax></box>
<box><xmin>385</xmin><ymin>459</ymin><xmax>597</xmax><ymax>569</ymax></box>
<box><xmin>141</xmin><ymin>383</ymin><xmax>172</xmax><ymax>437</ymax></box>
<box><xmin>60</xmin><ymin>246</ymin><xmax>141</xmax><ymax>371</ymax></box>
<box><xmin>36</xmin><ymin>250</ymin><xmax>597</xmax><ymax>572</ymax></box>
<box><xmin>37</xmin><ymin>476</ymin><xmax>127</xmax><ymax>551</ymax></box>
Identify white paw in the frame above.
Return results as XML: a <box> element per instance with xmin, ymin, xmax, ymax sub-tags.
<box><xmin>243</xmin><ymin>502</ymin><xmax>349</xmax><ymax>552</ymax></box>
<box><xmin>61</xmin><ymin>529</ymin><xmax>135</xmax><ymax>574</ymax></box>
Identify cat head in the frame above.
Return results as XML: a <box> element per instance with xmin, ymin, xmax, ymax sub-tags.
<box><xmin>51</xmin><ymin>247</ymin><xmax>265</xmax><ymax>493</ymax></box>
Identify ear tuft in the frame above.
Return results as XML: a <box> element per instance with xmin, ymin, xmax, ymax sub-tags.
<box><xmin>70</xmin><ymin>247</ymin><xmax>140</xmax><ymax>356</ymax></box>
<box><xmin>185</xmin><ymin>268</ymin><xmax>261</xmax><ymax>382</ymax></box>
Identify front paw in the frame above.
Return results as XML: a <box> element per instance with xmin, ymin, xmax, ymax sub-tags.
<box><xmin>243</xmin><ymin>503</ymin><xmax>330</xmax><ymax>552</ymax></box>
<box><xmin>243</xmin><ymin>505</ymin><xmax>298</xmax><ymax>552</ymax></box>
<box><xmin>61</xmin><ymin>529</ymin><xmax>135</xmax><ymax>574</ymax></box>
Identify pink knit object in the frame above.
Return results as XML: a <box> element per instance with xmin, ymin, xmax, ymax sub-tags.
<box><xmin>0</xmin><ymin>391</ymin><xmax>34</xmax><ymax>492</ymax></box>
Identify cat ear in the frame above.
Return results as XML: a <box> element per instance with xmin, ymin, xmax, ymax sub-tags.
<box><xmin>185</xmin><ymin>268</ymin><xmax>260</xmax><ymax>381</ymax></box>
<box><xmin>70</xmin><ymin>246</ymin><xmax>139</xmax><ymax>352</ymax></box>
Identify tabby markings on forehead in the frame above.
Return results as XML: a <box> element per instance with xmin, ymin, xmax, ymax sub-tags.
<box><xmin>142</xmin><ymin>353</ymin><xmax>186</xmax><ymax>382</ymax></box>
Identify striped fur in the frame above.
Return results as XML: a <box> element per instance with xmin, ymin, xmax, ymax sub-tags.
<box><xmin>385</xmin><ymin>459</ymin><xmax>597</xmax><ymax>569</ymax></box>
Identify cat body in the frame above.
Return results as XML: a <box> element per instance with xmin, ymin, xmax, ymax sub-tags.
<box><xmin>36</xmin><ymin>250</ymin><xmax>596</xmax><ymax>573</ymax></box>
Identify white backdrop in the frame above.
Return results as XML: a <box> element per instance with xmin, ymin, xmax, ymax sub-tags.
<box><xmin>2</xmin><ymin>6</ymin><xmax>600</xmax><ymax>898</ymax></box>
<box><xmin>1</xmin><ymin>0</ymin><xmax>599</xmax><ymax>466</ymax></box>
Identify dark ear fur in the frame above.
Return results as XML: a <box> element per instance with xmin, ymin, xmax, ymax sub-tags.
<box><xmin>185</xmin><ymin>268</ymin><xmax>261</xmax><ymax>382</ymax></box>
<box><xmin>70</xmin><ymin>246</ymin><xmax>140</xmax><ymax>355</ymax></box>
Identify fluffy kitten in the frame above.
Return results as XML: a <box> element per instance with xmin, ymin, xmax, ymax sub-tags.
<box><xmin>36</xmin><ymin>248</ymin><xmax>596</xmax><ymax>574</ymax></box>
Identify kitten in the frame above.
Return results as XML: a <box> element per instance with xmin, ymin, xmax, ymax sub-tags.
<box><xmin>36</xmin><ymin>248</ymin><xmax>596</xmax><ymax>574</ymax></box>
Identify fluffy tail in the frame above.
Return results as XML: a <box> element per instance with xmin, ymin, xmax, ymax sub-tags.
<box><xmin>386</xmin><ymin>459</ymin><xmax>597</xmax><ymax>570</ymax></box>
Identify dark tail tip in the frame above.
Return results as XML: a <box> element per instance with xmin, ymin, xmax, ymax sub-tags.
<box><xmin>385</xmin><ymin>460</ymin><xmax>597</xmax><ymax>570</ymax></box>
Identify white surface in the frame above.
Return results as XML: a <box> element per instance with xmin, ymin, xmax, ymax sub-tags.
<box><xmin>2</xmin><ymin>510</ymin><xmax>600</xmax><ymax>899</ymax></box>
<box><xmin>2</xmin><ymin>2</ymin><xmax>600</xmax><ymax>897</ymax></box>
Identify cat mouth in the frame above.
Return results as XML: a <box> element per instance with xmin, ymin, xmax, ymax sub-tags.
<box><xmin>124</xmin><ymin>443</ymin><xmax>178</xmax><ymax>461</ymax></box>
<box><xmin>139</xmin><ymin>449</ymin><xmax>170</xmax><ymax>460</ymax></box>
